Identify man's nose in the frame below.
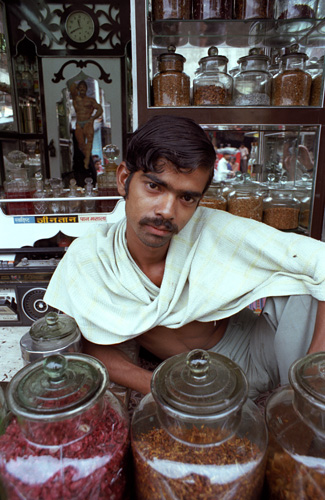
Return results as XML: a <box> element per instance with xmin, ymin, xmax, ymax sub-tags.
<box><xmin>155</xmin><ymin>192</ymin><xmax>176</xmax><ymax>219</ymax></box>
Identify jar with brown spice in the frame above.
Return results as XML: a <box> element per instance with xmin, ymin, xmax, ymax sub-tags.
<box><xmin>263</xmin><ymin>190</ymin><xmax>300</xmax><ymax>230</ymax></box>
<box><xmin>153</xmin><ymin>45</ymin><xmax>190</xmax><ymax>107</ymax></box>
<box><xmin>265</xmin><ymin>352</ymin><xmax>325</xmax><ymax>499</ymax></box>
<box><xmin>192</xmin><ymin>0</ymin><xmax>232</xmax><ymax>19</ymax></box>
<box><xmin>131</xmin><ymin>349</ymin><xmax>268</xmax><ymax>500</ymax></box>
<box><xmin>152</xmin><ymin>0</ymin><xmax>191</xmax><ymax>20</ymax></box>
<box><xmin>274</xmin><ymin>0</ymin><xmax>317</xmax><ymax>21</ymax></box>
<box><xmin>193</xmin><ymin>47</ymin><xmax>233</xmax><ymax>105</ymax></box>
<box><xmin>310</xmin><ymin>55</ymin><xmax>324</xmax><ymax>106</ymax></box>
<box><xmin>0</xmin><ymin>353</ymin><xmax>130</xmax><ymax>500</ymax></box>
<box><xmin>272</xmin><ymin>46</ymin><xmax>312</xmax><ymax>106</ymax></box>
<box><xmin>233</xmin><ymin>0</ymin><xmax>274</xmax><ymax>19</ymax></box>
<box><xmin>227</xmin><ymin>181</ymin><xmax>264</xmax><ymax>221</ymax></box>
<box><xmin>233</xmin><ymin>48</ymin><xmax>272</xmax><ymax>106</ymax></box>
<box><xmin>200</xmin><ymin>184</ymin><xmax>227</xmax><ymax>209</ymax></box>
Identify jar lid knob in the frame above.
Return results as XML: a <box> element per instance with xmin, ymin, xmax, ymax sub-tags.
<box><xmin>208</xmin><ymin>46</ymin><xmax>218</xmax><ymax>57</ymax></box>
<box><xmin>43</xmin><ymin>354</ymin><xmax>68</xmax><ymax>382</ymax></box>
<box><xmin>167</xmin><ymin>44</ymin><xmax>176</xmax><ymax>54</ymax></box>
<box><xmin>186</xmin><ymin>349</ymin><xmax>210</xmax><ymax>378</ymax></box>
<box><xmin>249</xmin><ymin>47</ymin><xmax>264</xmax><ymax>56</ymax></box>
<box><xmin>45</xmin><ymin>311</ymin><xmax>59</xmax><ymax>327</ymax></box>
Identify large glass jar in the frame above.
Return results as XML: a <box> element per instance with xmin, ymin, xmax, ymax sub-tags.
<box><xmin>263</xmin><ymin>190</ymin><xmax>300</xmax><ymax>230</ymax></box>
<box><xmin>153</xmin><ymin>46</ymin><xmax>190</xmax><ymax>107</ymax></box>
<box><xmin>192</xmin><ymin>0</ymin><xmax>232</xmax><ymax>19</ymax></box>
<box><xmin>4</xmin><ymin>166</ymin><xmax>34</xmax><ymax>215</ymax></box>
<box><xmin>200</xmin><ymin>184</ymin><xmax>227</xmax><ymax>209</ymax></box>
<box><xmin>233</xmin><ymin>48</ymin><xmax>272</xmax><ymax>106</ymax></box>
<box><xmin>265</xmin><ymin>352</ymin><xmax>325</xmax><ymax>498</ymax></box>
<box><xmin>20</xmin><ymin>312</ymin><xmax>82</xmax><ymax>365</ymax></box>
<box><xmin>193</xmin><ymin>47</ymin><xmax>233</xmax><ymax>105</ymax></box>
<box><xmin>234</xmin><ymin>0</ymin><xmax>274</xmax><ymax>19</ymax></box>
<box><xmin>97</xmin><ymin>143</ymin><xmax>120</xmax><ymax>212</ymax></box>
<box><xmin>131</xmin><ymin>349</ymin><xmax>268</xmax><ymax>499</ymax></box>
<box><xmin>0</xmin><ymin>353</ymin><xmax>130</xmax><ymax>500</ymax></box>
<box><xmin>272</xmin><ymin>46</ymin><xmax>312</xmax><ymax>106</ymax></box>
<box><xmin>227</xmin><ymin>181</ymin><xmax>264</xmax><ymax>221</ymax></box>
<box><xmin>152</xmin><ymin>0</ymin><xmax>191</xmax><ymax>20</ymax></box>
<box><xmin>310</xmin><ymin>56</ymin><xmax>324</xmax><ymax>106</ymax></box>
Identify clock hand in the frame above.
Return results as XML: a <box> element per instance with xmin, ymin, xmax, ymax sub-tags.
<box><xmin>70</xmin><ymin>27</ymin><xmax>81</xmax><ymax>34</ymax></box>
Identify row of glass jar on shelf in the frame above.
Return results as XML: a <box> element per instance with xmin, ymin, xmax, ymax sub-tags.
<box><xmin>152</xmin><ymin>44</ymin><xmax>323</xmax><ymax>107</ymax></box>
<box><xmin>200</xmin><ymin>175</ymin><xmax>312</xmax><ymax>231</ymax></box>
<box><xmin>1</xmin><ymin>169</ymin><xmax>120</xmax><ymax>216</ymax></box>
<box><xmin>151</xmin><ymin>0</ymin><xmax>323</xmax><ymax>22</ymax></box>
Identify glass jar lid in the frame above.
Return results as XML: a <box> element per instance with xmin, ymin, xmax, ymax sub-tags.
<box><xmin>157</xmin><ymin>44</ymin><xmax>185</xmax><ymax>64</ymax></box>
<box><xmin>198</xmin><ymin>46</ymin><xmax>228</xmax><ymax>68</ymax></box>
<box><xmin>7</xmin><ymin>353</ymin><xmax>108</xmax><ymax>421</ymax></box>
<box><xmin>290</xmin><ymin>352</ymin><xmax>325</xmax><ymax>408</ymax></box>
<box><xmin>237</xmin><ymin>47</ymin><xmax>270</xmax><ymax>68</ymax></box>
<box><xmin>29</xmin><ymin>312</ymin><xmax>79</xmax><ymax>343</ymax></box>
<box><xmin>151</xmin><ymin>349</ymin><xmax>248</xmax><ymax>419</ymax></box>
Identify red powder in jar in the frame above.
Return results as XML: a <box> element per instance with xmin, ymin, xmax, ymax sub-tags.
<box><xmin>0</xmin><ymin>399</ymin><xmax>130</xmax><ymax>500</ymax></box>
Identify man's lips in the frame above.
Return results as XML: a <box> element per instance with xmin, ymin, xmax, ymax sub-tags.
<box><xmin>140</xmin><ymin>217</ymin><xmax>178</xmax><ymax>234</ymax></box>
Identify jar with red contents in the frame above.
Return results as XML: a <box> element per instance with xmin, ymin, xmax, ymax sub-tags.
<box><xmin>265</xmin><ymin>352</ymin><xmax>325</xmax><ymax>498</ymax></box>
<box><xmin>131</xmin><ymin>349</ymin><xmax>268</xmax><ymax>499</ymax></box>
<box><xmin>0</xmin><ymin>353</ymin><xmax>130</xmax><ymax>500</ymax></box>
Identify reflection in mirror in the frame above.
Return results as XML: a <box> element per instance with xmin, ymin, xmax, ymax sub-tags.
<box><xmin>0</xmin><ymin>3</ymin><xmax>14</xmax><ymax>132</ymax></box>
<box><xmin>57</xmin><ymin>73</ymin><xmax>111</xmax><ymax>188</ymax></box>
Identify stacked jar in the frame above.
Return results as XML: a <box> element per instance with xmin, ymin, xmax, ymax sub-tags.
<box><xmin>227</xmin><ymin>175</ymin><xmax>264</xmax><ymax>221</ymax></box>
<box><xmin>192</xmin><ymin>0</ymin><xmax>232</xmax><ymax>19</ymax></box>
<box><xmin>272</xmin><ymin>44</ymin><xmax>312</xmax><ymax>106</ymax></box>
<box><xmin>193</xmin><ymin>47</ymin><xmax>233</xmax><ymax>105</ymax></box>
<box><xmin>233</xmin><ymin>0</ymin><xmax>274</xmax><ymax>18</ymax></box>
<box><xmin>263</xmin><ymin>189</ymin><xmax>300</xmax><ymax>231</ymax></box>
<box><xmin>131</xmin><ymin>349</ymin><xmax>268</xmax><ymax>499</ymax></box>
<box><xmin>233</xmin><ymin>48</ymin><xmax>272</xmax><ymax>106</ymax></box>
<box><xmin>200</xmin><ymin>184</ymin><xmax>227</xmax><ymax>209</ymax></box>
<box><xmin>153</xmin><ymin>45</ymin><xmax>190</xmax><ymax>107</ymax></box>
<box><xmin>265</xmin><ymin>352</ymin><xmax>325</xmax><ymax>498</ymax></box>
<box><xmin>152</xmin><ymin>0</ymin><xmax>191</xmax><ymax>19</ymax></box>
<box><xmin>274</xmin><ymin>0</ymin><xmax>318</xmax><ymax>24</ymax></box>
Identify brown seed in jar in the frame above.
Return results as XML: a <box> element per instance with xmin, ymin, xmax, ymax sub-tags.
<box><xmin>200</xmin><ymin>197</ymin><xmax>227</xmax><ymax>210</ymax></box>
<box><xmin>228</xmin><ymin>197</ymin><xmax>263</xmax><ymax>221</ymax></box>
<box><xmin>310</xmin><ymin>73</ymin><xmax>322</xmax><ymax>106</ymax></box>
<box><xmin>192</xmin><ymin>0</ymin><xmax>233</xmax><ymax>19</ymax></box>
<box><xmin>263</xmin><ymin>207</ymin><xmax>300</xmax><ymax>230</ymax></box>
<box><xmin>152</xmin><ymin>0</ymin><xmax>191</xmax><ymax>20</ymax></box>
<box><xmin>194</xmin><ymin>85</ymin><xmax>232</xmax><ymax>105</ymax></box>
<box><xmin>272</xmin><ymin>70</ymin><xmax>312</xmax><ymax>106</ymax></box>
<box><xmin>153</xmin><ymin>72</ymin><xmax>190</xmax><ymax>106</ymax></box>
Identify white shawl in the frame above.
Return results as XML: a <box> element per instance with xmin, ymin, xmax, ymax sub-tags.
<box><xmin>44</xmin><ymin>207</ymin><xmax>325</xmax><ymax>345</ymax></box>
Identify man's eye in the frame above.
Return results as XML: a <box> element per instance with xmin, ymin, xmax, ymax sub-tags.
<box><xmin>147</xmin><ymin>182</ymin><xmax>159</xmax><ymax>190</ymax></box>
<box><xmin>182</xmin><ymin>194</ymin><xmax>195</xmax><ymax>203</ymax></box>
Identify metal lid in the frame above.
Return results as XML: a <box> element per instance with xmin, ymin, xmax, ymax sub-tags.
<box><xmin>289</xmin><ymin>352</ymin><xmax>325</xmax><ymax>409</ymax></box>
<box><xmin>151</xmin><ymin>349</ymin><xmax>248</xmax><ymax>419</ymax></box>
<box><xmin>29</xmin><ymin>312</ymin><xmax>79</xmax><ymax>343</ymax></box>
<box><xmin>7</xmin><ymin>353</ymin><xmax>108</xmax><ymax>421</ymax></box>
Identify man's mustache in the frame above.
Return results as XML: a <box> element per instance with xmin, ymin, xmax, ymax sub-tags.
<box><xmin>139</xmin><ymin>216</ymin><xmax>178</xmax><ymax>234</ymax></box>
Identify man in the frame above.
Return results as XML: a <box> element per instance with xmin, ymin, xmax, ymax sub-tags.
<box><xmin>239</xmin><ymin>143</ymin><xmax>249</xmax><ymax>173</ymax></box>
<box><xmin>213</xmin><ymin>150</ymin><xmax>234</xmax><ymax>182</ymax></box>
<box><xmin>44</xmin><ymin>116</ymin><xmax>325</xmax><ymax>400</ymax></box>
<box><xmin>70</xmin><ymin>80</ymin><xmax>103</xmax><ymax>170</ymax></box>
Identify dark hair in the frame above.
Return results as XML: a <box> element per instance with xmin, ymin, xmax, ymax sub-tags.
<box><xmin>125</xmin><ymin>115</ymin><xmax>216</xmax><ymax>195</ymax></box>
<box><xmin>77</xmin><ymin>80</ymin><xmax>88</xmax><ymax>90</ymax></box>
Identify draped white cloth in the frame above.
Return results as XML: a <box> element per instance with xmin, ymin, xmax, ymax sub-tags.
<box><xmin>44</xmin><ymin>207</ymin><xmax>325</xmax><ymax>345</ymax></box>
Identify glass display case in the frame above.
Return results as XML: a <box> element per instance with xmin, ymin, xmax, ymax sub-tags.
<box><xmin>131</xmin><ymin>0</ymin><xmax>325</xmax><ymax>239</ymax></box>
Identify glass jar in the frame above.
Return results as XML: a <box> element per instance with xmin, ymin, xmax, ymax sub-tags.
<box><xmin>192</xmin><ymin>0</ymin><xmax>232</xmax><ymax>19</ymax></box>
<box><xmin>234</xmin><ymin>0</ymin><xmax>274</xmax><ymax>19</ymax></box>
<box><xmin>272</xmin><ymin>46</ymin><xmax>312</xmax><ymax>106</ymax></box>
<box><xmin>152</xmin><ymin>0</ymin><xmax>191</xmax><ymax>20</ymax></box>
<box><xmin>20</xmin><ymin>311</ymin><xmax>82</xmax><ymax>365</ymax></box>
<box><xmin>265</xmin><ymin>352</ymin><xmax>325</xmax><ymax>498</ymax></box>
<box><xmin>263</xmin><ymin>190</ymin><xmax>300</xmax><ymax>230</ymax></box>
<box><xmin>4</xmin><ymin>166</ymin><xmax>34</xmax><ymax>215</ymax></box>
<box><xmin>233</xmin><ymin>48</ymin><xmax>272</xmax><ymax>106</ymax></box>
<box><xmin>274</xmin><ymin>0</ymin><xmax>317</xmax><ymax>21</ymax></box>
<box><xmin>0</xmin><ymin>353</ymin><xmax>130</xmax><ymax>500</ymax></box>
<box><xmin>227</xmin><ymin>183</ymin><xmax>264</xmax><ymax>221</ymax></box>
<box><xmin>131</xmin><ymin>349</ymin><xmax>268</xmax><ymax>499</ymax></box>
<box><xmin>193</xmin><ymin>47</ymin><xmax>233</xmax><ymax>105</ymax></box>
<box><xmin>97</xmin><ymin>144</ymin><xmax>120</xmax><ymax>212</ymax></box>
<box><xmin>299</xmin><ymin>194</ymin><xmax>311</xmax><ymax>229</ymax></box>
<box><xmin>310</xmin><ymin>56</ymin><xmax>324</xmax><ymax>106</ymax></box>
<box><xmin>200</xmin><ymin>184</ymin><xmax>227</xmax><ymax>209</ymax></box>
<box><xmin>153</xmin><ymin>45</ymin><xmax>190</xmax><ymax>107</ymax></box>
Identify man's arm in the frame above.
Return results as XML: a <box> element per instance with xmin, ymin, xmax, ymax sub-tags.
<box><xmin>90</xmin><ymin>99</ymin><xmax>103</xmax><ymax>121</ymax></box>
<box><xmin>82</xmin><ymin>337</ymin><xmax>152</xmax><ymax>394</ymax></box>
<box><xmin>308</xmin><ymin>300</ymin><xmax>325</xmax><ymax>353</ymax></box>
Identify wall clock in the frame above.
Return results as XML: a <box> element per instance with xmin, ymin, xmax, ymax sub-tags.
<box><xmin>61</xmin><ymin>6</ymin><xmax>99</xmax><ymax>47</ymax></box>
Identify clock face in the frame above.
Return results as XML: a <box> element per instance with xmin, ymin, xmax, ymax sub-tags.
<box><xmin>65</xmin><ymin>11</ymin><xmax>95</xmax><ymax>44</ymax></box>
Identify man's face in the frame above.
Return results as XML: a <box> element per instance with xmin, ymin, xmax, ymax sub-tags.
<box><xmin>117</xmin><ymin>159</ymin><xmax>210</xmax><ymax>252</ymax></box>
<box><xmin>78</xmin><ymin>84</ymin><xmax>87</xmax><ymax>96</ymax></box>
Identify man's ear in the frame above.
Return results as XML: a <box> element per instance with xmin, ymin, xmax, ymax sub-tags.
<box><xmin>116</xmin><ymin>161</ymin><xmax>129</xmax><ymax>196</ymax></box>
